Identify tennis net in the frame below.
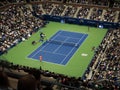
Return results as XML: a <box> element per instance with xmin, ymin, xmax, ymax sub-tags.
<box><xmin>46</xmin><ymin>39</ymin><xmax>79</xmax><ymax>47</ymax></box>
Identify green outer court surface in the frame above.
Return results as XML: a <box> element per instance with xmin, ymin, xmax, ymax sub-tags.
<box><xmin>0</xmin><ymin>22</ymin><xmax>108</xmax><ymax>78</ymax></box>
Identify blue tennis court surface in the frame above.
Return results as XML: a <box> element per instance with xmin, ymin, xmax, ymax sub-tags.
<box><xmin>28</xmin><ymin>30</ymin><xmax>88</xmax><ymax>65</ymax></box>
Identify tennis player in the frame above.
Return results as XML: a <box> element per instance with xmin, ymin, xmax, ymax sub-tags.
<box><xmin>39</xmin><ymin>56</ymin><xmax>42</xmax><ymax>62</ymax></box>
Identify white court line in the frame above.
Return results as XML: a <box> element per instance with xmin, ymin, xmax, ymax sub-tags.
<box><xmin>30</xmin><ymin>31</ymin><xmax>87</xmax><ymax>63</ymax></box>
<box><xmin>56</xmin><ymin>34</ymin><xmax>83</xmax><ymax>40</ymax></box>
<box><xmin>52</xmin><ymin>32</ymin><xmax>86</xmax><ymax>45</ymax></box>
<box><xmin>60</xmin><ymin>30</ymin><xmax>88</xmax><ymax>36</ymax></box>
<box><xmin>52</xmin><ymin>32</ymin><xmax>83</xmax><ymax>53</ymax></box>
<box><xmin>60</xmin><ymin>34</ymin><xmax>85</xmax><ymax>64</ymax></box>
<box><xmin>53</xmin><ymin>37</ymin><xmax>68</xmax><ymax>53</ymax></box>
<box><xmin>50</xmin><ymin>31</ymin><xmax>66</xmax><ymax>53</ymax></box>
<box><xmin>31</xmin><ymin>31</ymin><xmax>63</xmax><ymax>58</ymax></box>
<box><xmin>76</xmin><ymin>34</ymin><xmax>86</xmax><ymax>45</ymax></box>
<box><xmin>31</xmin><ymin>41</ymin><xmax>52</xmax><ymax>58</ymax></box>
<box><xmin>41</xmin><ymin>50</ymin><xmax>66</xmax><ymax>56</ymax></box>
<box><xmin>53</xmin><ymin>36</ymin><xmax>79</xmax><ymax>53</ymax></box>
<box><xmin>54</xmin><ymin>52</ymin><xmax>66</xmax><ymax>56</ymax></box>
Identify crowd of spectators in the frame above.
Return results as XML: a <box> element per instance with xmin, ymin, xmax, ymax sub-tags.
<box><xmin>0</xmin><ymin>27</ymin><xmax>120</xmax><ymax>90</ymax></box>
<box><xmin>42</xmin><ymin>3</ymin><xmax>55</xmax><ymax>15</ymax></box>
<box><xmin>0</xmin><ymin>0</ymin><xmax>25</xmax><ymax>7</ymax></box>
<box><xmin>51</xmin><ymin>4</ymin><xmax>66</xmax><ymax>16</ymax></box>
<box><xmin>0</xmin><ymin>0</ymin><xmax>120</xmax><ymax>90</ymax></box>
<box><xmin>7</xmin><ymin>0</ymin><xmax>25</xmax><ymax>3</ymax></box>
<box><xmin>89</xmin><ymin>8</ymin><xmax>103</xmax><ymax>21</ymax></box>
<box><xmin>0</xmin><ymin>32</ymin><xmax>120</xmax><ymax>89</ymax></box>
<box><xmin>64</xmin><ymin>0</ymin><xmax>109</xmax><ymax>6</ymax></box>
<box><xmin>0</xmin><ymin>5</ymin><xmax>44</xmax><ymax>54</ymax></box>
<box><xmin>66</xmin><ymin>0</ymin><xmax>91</xmax><ymax>4</ymax></box>
<box><xmin>91</xmin><ymin>29</ymin><xmax>120</xmax><ymax>89</ymax></box>
<box><xmin>61</xmin><ymin>0</ymin><xmax>120</xmax><ymax>8</ymax></box>
<box><xmin>0</xmin><ymin>26</ymin><xmax>116</xmax><ymax>90</ymax></box>
<box><xmin>83</xmin><ymin>28</ymin><xmax>120</xmax><ymax>90</ymax></box>
<box><xmin>102</xmin><ymin>9</ymin><xmax>117</xmax><ymax>22</ymax></box>
<box><xmin>62</xmin><ymin>5</ymin><xmax>77</xmax><ymax>17</ymax></box>
<box><xmin>32</xmin><ymin>4</ymin><xmax>44</xmax><ymax>16</ymax></box>
<box><xmin>30</xmin><ymin>2</ymin><xmax>120</xmax><ymax>23</ymax></box>
<box><xmin>76</xmin><ymin>6</ymin><xmax>90</xmax><ymax>19</ymax></box>
<box><xmin>0</xmin><ymin>0</ymin><xmax>120</xmax><ymax>9</ymax></box>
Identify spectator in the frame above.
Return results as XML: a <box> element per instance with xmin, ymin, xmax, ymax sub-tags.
<box><xmin>0</xmin><ymin>71</ymin><xmax>13</xmax><ymax>90</ymax></box>
<box><xmin>17</xmin><ymin>74</ymin><xmax>37</xmax><ymax>90</ymax></box>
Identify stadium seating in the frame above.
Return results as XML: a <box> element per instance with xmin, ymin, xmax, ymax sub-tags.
<box><xmin>0</xmin><ymin>0</ymin><xmax>120</xmax><ymax>90</ymax></box>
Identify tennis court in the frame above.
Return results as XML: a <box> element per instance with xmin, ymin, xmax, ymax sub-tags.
<box><xmin>0</xmin><ymin>22</ymin><xmax>108</xmax><ymax>77</ymax></box>
<box><xmin>28</xmin><ymin>30</ymin><xmax>88</xmax><ymax>65</ymax></box>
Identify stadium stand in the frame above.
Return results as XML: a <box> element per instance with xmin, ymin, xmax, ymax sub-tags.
<box><xmin>76</xmin><ymin>6</ymin><xmax>90</xmax><ymax>19</ymax></box>
<box><xmin>0</xmin><ymin>4</ymin><xmax>45</xmax><ymax>55</ymax></box>
<box><xmin>0</xmin><ymin>0</ymin><xmax>120</xmax><ymax>90</ymax></box>
<box><xmin>51</xmin><ymin>4</ymin><xmax>66</xmax><ymax>16</ymax></box>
